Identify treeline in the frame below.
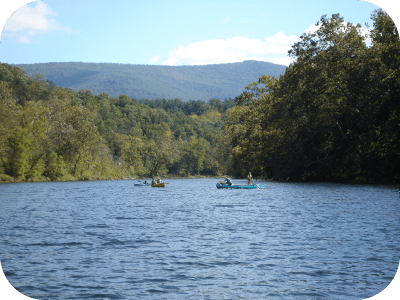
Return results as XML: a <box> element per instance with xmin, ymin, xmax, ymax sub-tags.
<box><xmin>228</xmin><ymin>10</ymin><xmax>400</xmax><ymax>183</ymax></box>
<box><xmin>134</xmin><ymin>98</ymin><xmax>235</xmax><ymax>115</ymax></box>
<box><xmin>17</xmin><ymin>60</ymin><xmax>287</xmax><ymax>101</ymax></box>
<box><xmin>0</xmin><ymin>64</ymin><xmax>234</xmax><ymax>182</ymax></box>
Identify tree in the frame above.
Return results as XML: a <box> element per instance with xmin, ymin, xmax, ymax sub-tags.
<box><xmin>226</xmin><ymin>75</ymin><xmax>279</xmax><ymax>178</ymax></box>
<box><xmin>3</xmin><ymin>102</ymin><xmax>49</xmax><ymax>180</ymax></box>
<box><xmin>226</xmin><ymin>11</ymin><xmax>399</xmax><ymax>183</ymax></box>
<box><xmin>0</xmin><ymin>82</ymin><xmax>17</xmax><ymax>176</ymax></box>
<box><xmin>365</xmin><ymin>9</ymin><xmax>400</xmax><ymax>181</ymax></box>
<box><xmin>178</xmin><ymin>136</ymin><xmax>208</xmax><ymax>176</ymax></box>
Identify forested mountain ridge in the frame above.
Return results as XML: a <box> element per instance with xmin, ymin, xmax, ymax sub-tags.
<box><xmin>16</xmin><ymin>60</ymin><xmax>287</xmax><ymax>101</ymax></box>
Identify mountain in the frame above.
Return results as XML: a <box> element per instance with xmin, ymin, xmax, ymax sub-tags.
<box><xmin>16</xmin><ymin>60</ymin><xmax>287</xmax><ymax>101</ymax></box>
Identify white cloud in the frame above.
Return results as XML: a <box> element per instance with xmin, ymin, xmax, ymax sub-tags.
<box><xmin>162</xmin><ymin>33</ymin><xmax>299</xmax><ymax>66</ymax></box>
<box><xmin>3</xmin><ymin>1</ymin><xmax>71</xmax><ymax>44</ymax></box>
<box><xmin>357</xmin><ymin>26</ymin><xmax>373</xmax><ymax>45</ymax></box>
<box><xmin>304</xmin><ymin>23</ymin><xmax>320</xmax><ymax>35</ymax></box>
<box><xmin>157</xmin><ymin>20</ymin><xmax>373</xmax><ymax>67</ymax></box>
<box><xmin>268</xmin><ymin>57</ymin><xmax>294</xmax><ymax>66</ymax></box>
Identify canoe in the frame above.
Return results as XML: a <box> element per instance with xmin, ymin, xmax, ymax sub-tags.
<box><xmin>134</xmin><ymin>182</ymin><xmax>150</xmax><ymax>186</ymax></box>
<box><xmin>216</xmin><ymin>183</ymin><xmax>261</xmax><ymax>189</ymax></box>
<box><xmin>151</xmin><ymin>182</ymin><xmax>166</xmax><ymax>188</ymax></box>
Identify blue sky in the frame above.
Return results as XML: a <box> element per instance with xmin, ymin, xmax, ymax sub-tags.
<box><xmin>0</xmin><ymin>0</ymin><xmax>398</xmax><ymax>66</ymax></box>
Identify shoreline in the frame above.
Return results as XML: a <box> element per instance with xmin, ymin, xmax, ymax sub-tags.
<box><xmin>1</xmin><ymin>175</ymin><xmax>398</xmax><ymax>187</ymax></box>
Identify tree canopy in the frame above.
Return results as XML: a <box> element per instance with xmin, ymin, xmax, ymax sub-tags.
<box><xmin>227</xmin><ymin>10</ymin><xmax>399</xmax><ymax>183</ymax></box>
<box><xmin>0</xmin><ymin>63</ymin><xmax>234</xmax><ymax>182</ymax></box>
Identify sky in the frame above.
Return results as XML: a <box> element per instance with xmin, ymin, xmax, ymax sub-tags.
<box><xmin>0</xmin><ymin>0</ymin><xmax>399</xmax><ymax>67</ymax></box>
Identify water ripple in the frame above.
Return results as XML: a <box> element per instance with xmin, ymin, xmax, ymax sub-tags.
<box><xmin>1</xmin><ymin>179</ymin><xmax>399</xmax><ymax>299</ymax></box>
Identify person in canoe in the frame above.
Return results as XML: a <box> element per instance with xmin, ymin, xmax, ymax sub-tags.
<box><xmin>225</xmin><ymin>177</ymin><xmax>232</xmax><ymax>186</ymax></box>
<box><xmin>218</xmin><ymin>177</ymin><xmax>232</xmax><ymax>186</ymax></box>
<box><xmin>247</xmin><ymin>172</ymin><xmax>253</xmax><ymax>185</ymax></box>
<box><xmin>152</xmin><ymin>177</ymin><xmax>163</xmax><ymax>185</ymax></box>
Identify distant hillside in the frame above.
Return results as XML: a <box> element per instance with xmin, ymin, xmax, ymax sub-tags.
<box><xmin>16</xmin><ymin>61</ymin><xmax>287</xmax><ymax>101</ymax></box>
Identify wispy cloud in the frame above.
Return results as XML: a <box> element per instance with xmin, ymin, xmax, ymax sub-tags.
<box><xmin>220</xmin><ymin>17</ymin><xmax>230</xmax><ymax>23</ymax></box>
<box><xmin>162</xmin><ymin>32</ymin><xmax>299</xmax><ymax>66</ymax></box>
<box><xmin>3</xmin><ymin>1</ymin><xmax>72</xmax><ymax>44</ymax></box>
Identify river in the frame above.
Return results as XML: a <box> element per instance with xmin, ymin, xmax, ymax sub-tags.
<box><xmin>0</xmin><ymin>179</ymin><xmax>399</xmax><ymax>299</ymax></box>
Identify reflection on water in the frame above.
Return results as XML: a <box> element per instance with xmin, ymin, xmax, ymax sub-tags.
<box><xmin>1</xmin><ymin>179</ymin><xmax>399</xmax><ymax>299</ymax></box>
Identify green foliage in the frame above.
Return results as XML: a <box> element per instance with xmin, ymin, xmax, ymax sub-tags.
<box><xmin>1</xmin><ymin>100</ymin><xmax>49</xmax><ymax>181</ymax></box>
<box><xmin>227</xmin><ymin>10</ymin><xmax>400</xmax><ymax>183</ymax></box>
<box><xmin>0</xmin><ymin>62</ymin><xmax>231</xmax><ymax>182</ymax></box>
<box><xmin>177</xmin><ymin>136</ymin><xmax>208</xmax><ymax>176</ymax></box>
<box><xmin>44</xmin><ymin>151</ymin><xmax>67</xmax><ymax>180</ymax></box>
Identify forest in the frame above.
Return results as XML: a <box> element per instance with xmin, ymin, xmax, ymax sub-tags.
<box><xmin>0</xmin><ymin>64</ymin><xmax>235</xmax><ymax>181</ymax></box>
<box><xmin>16</xmin><ymin>60</ymin><xmax>286</xmax><ymax>101</ymax></box>
<box><xmin>0</xmin><ymin>10</ymin><xmax>399</xmax><ymax>184</ymax></box>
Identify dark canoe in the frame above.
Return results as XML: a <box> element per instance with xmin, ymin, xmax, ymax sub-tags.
<box><xmin>216</xmin><ymin>183</ymin><xmax>261</xmax><ymax>189</ymax></box>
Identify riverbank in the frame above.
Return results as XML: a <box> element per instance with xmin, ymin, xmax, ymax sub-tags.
<box><xmin>1</xmin><ymin>172</ymin><xmax>398</xmax><ymax>186</ymax></box>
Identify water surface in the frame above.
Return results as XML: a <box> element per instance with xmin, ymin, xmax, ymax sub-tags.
<box><xmin>1</xmin><ymin>179</ymin><xmax>399</xmax><ymax>299</ymax></box>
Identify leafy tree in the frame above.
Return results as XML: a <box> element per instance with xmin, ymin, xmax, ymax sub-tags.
<box><xmin>43</xmin><ymin>151</ymin><xmax>67</xmax><ymax>180</ymax></box>
<box><xmin>226</xmin><ymin>11</ymin><xmax>399</xmax><ymax>183</ymax></box>
<box><xmin>0</xmin><ymin>82</ymin><xmax>17</xmax><ymax>174</ymax></box>
<box><xmin>3</xmin><ymin>101</ymin><xmax>49</xmax><ymax>180</ymax></box>
<box><xmin>177</xmin><ymin>136</ymin><xmax>208</xmax><ymax>176</ymax></box>
<box><xmin>226</xmin><ymin>75</ymin><xmax>279</xmax><ymax>178</ymax></box>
